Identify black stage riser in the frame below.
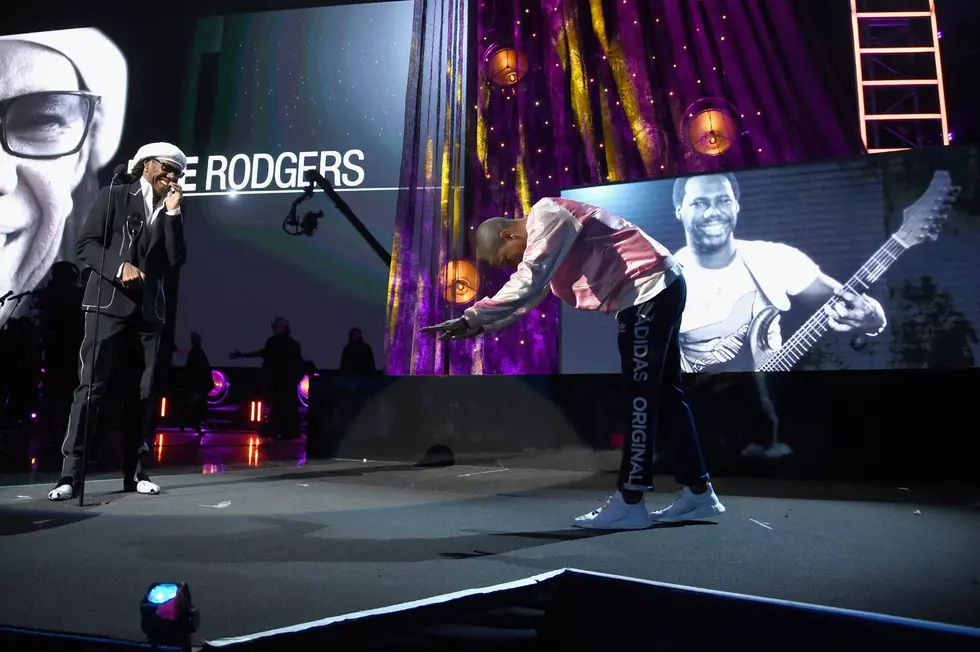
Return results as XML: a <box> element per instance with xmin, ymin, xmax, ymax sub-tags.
<box><xmin>0</xmin><ymin>627</ymin><xmax>182</xmax><ymax>652</ymax></box>
<box><xmin>305</xmin><ymin>369</ymin><xmax>980</xmax><ymax>484</ymax></box>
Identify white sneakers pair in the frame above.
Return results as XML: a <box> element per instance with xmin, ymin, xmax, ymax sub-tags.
<box><xmin>573</xmin><ymin>484</ymin><xmax>726</xmax><ymax>530</ymax></box>
<box><xmin>46</xmin><ymin>477</ymin><xmax>161</xmax><ymax>501</ymax></box>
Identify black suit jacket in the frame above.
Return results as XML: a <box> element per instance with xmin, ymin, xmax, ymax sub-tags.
<box><xmin>78</xmin><ymin>180</ymin><xmax>187</xmax><ymax>324</ymax></box>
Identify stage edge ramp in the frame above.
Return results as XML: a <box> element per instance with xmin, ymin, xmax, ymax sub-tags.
<box><xmin>203</xmin><ymin>568</ymin><xmax>980</xmax><ymax>651</ymax></box>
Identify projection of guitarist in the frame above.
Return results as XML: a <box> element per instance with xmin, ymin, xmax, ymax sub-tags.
<box><xmin>672</xmin><ymin>173</ymin><xmax>888</xmax><ymax>375</ymax></box>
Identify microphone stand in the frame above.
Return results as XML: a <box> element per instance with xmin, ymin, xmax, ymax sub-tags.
<box><xmin>6</xmin><ymin>291</ymin><xmax>34</xmax><ymax>307</ymax></box>
<box><xmin>0</xmin><ymin>290</ymin><xmax>34</xmax><ymax>315</ymax></box>
<box><xmin>77</xmin><ymin>170</ymin><xmax>125</xmax><ymax>507</ymax></box>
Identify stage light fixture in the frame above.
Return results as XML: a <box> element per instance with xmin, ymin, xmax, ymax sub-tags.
<box><xmin>442</xmin><ymin>259</ymin><xmax>480</xmax><ymax>305</ymax></box>
<box><xmin>486</xmin><ymin>44</ymin><xmax>527</xmax><ymax>86</ymax></box>
<box><xmin>249</xmin><ymin>401</ymin><xmax>264</xmax><ymax>423</ymax></box>
<box><xmin>139</xmin><ymin>582</ymin><xmax>199</xmax><ymax>648</ymax></box>
<box><xmin>208</xmin><ymin>369</ymin><xmax>230</xmax><ymax>405</ymax></box>
<box><xmin>682</xmin><ymin>98</ymin><xmax>741</xmax><ymax>157</ymax></box>
<box><xmin>298</xmin><ymin>373</ymin><xmax>313</xmax><ymax>407</ymax></box>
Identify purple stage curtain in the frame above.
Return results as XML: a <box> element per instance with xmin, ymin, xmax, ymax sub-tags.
<box><xmin>384</xmin><ymin>0</ymin><xmax>470</xmax><ymax>376</ymax></box>
<box><xmin>387</xmin><ymin>0</ymin><xmax>865</xmax><ymax>376</ymax></box>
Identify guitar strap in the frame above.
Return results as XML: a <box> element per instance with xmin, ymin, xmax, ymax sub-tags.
<box><xmin>735</xmin><ymin>248</ymin><xmax>777</xmax><ymax>311</ymax></box>
<box><xmin>687</xmin><ymin>250</ymin><xmax>771</xmax><ymax>373</ymax></box>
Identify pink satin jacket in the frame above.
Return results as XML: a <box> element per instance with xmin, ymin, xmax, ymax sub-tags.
<box><xmin>464</xmin><ymin>197</ymin><xmax>680</xmax><ymax>332</ymax></box>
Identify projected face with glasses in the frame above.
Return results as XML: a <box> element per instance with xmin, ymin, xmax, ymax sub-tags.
<box><xmin>0</xmin><ymin>91</ymin><xmax>99</xmax><ymax>159</ymax></box>
<box><xmin>0</xmin><ymin>40</ymin><xmax>99</xmax><ymax>327</ymax></box>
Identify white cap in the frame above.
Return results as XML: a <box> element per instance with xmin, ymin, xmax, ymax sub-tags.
<box><xmin>0</xmin><ymin>28</ymin><xmax>128</xmax><ymax>169</ymax></box>
<box><xmin>133</xmin><ymin>142</ymin><xmax>188</xmax><ymax>171</ymax></box>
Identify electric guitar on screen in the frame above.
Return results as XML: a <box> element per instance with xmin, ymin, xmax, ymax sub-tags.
<box><xmin>689</xmin><ymin>170</ymin><xmax>959</xmax><ymax>374</ymax></box>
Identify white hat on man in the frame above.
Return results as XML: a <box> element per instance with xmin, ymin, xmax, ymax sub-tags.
<box><xmin>133</xmin><ymin>142</ymin><xmax>188</xmax><ymax>172</ymax></box>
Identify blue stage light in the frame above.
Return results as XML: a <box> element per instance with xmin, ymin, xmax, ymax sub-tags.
<box><xmin>140</xmin><ymin>582</ymin><xmax>199</xmax><ymax>647</ymax></box>
<box><xmin>147</xmin><ymin>584</ymin><xmax>179</xmax><ymax>605</ymax></box>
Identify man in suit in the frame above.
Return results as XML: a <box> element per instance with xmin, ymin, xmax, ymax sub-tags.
<box><xmin>48</xmin><ymin>142</ymin><xmax>187</xmax><ymax>501</ymax></box>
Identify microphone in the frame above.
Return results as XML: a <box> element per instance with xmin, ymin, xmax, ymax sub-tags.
<box><xmin>0</xmin><ymin>290</ymin><xmax>13</xmax><ymax>304</ymax></box>
<box><xmin>112</xmin><ymin>164</ymin><xmax>136</xmax><ymax>184</ymax></box>
<box><xmin>79</xmin><ymin>160</ymin><xmax>128</xmax><ymax>505</ymax></box>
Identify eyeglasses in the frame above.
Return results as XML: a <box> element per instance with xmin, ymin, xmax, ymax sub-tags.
<box><xmin>152</xmin><ymin>158</ymin><xmax>184</xmax><ymax>179</ymax></box>
<box><xmin>0</xmin><ymin>91</ymin><xmax>101</xmax><ymax>160</ymax></box>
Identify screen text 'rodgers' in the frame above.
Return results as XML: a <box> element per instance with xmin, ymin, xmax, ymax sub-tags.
<box><xmin>130</xmin><ymin>150</ymin><xmax>367</xmax><ymax>193</ymax></box>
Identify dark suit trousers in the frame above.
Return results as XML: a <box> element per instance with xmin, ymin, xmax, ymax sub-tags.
<box><xmin>60</xmin><ymin>310</ymin><xmax>163</xmax><ymax>484</ymax></box>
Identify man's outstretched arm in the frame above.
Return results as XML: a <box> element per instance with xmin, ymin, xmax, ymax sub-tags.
<box><xmin>480</xmin><ymin>288</ymin><xmax>551</xmax><ymax>333</ymax></box>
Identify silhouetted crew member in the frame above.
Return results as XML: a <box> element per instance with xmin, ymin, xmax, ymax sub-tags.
<box><xmin>182</xmin><ymin>331</ymin><xmax>212</xmax><ymax>435</ymax></box>
<box><xmin>35</xmin><ymin>261</ymin><xmax>85</xmax><ymax>441</ymax></box>
<box><xmin>231</xmin><ymin>317</ymin><xmax>305</xmax><ymax>440</ymax></box>
<box><xmin>340</xmin><ymin>327</ymin><xmax>376</xmax><ymax>375</ymax></box>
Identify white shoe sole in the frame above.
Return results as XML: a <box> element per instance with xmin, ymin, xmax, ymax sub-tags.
<box><xmin>652</xmin><ymin>502</ymin><xmax>726</xmax><ymax>523</ymax></box>
<box><xmin>47</xmin><ymin>486</ymin><xmax>73</xmax><ymax>501</ymax></box>
<box><xmin>573</xmin><ymin>519</ymin><xmax>651</xmax><ymax>530</ymax></box>
<box><xmin>136</xmin><ymin>481</ymin><xmax>160</xmax><ymax>495</ymax></box>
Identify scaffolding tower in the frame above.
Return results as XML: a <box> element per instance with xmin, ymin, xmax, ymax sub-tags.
<box><xmin>849</xmin><ymin>0</ymin><xmax>950</xmax><ymax>154</ymax></box>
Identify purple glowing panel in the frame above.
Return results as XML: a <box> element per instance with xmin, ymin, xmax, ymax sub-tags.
<box><xmin>208</xmin><ymin>369</ymin><xmax>230</xmax><ymax>405</ymax></box>
<box><xmin>297</xmin><ymin>374</ymin><xmax>310</xmax><ymax>407</ymax></box>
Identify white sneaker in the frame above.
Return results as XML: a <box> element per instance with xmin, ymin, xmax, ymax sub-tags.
<box><xmin>47</xmin><ymin>481</ymin><xmax>74</xmax><ymax>501</ymax></box>
<box><xmin>573</xmin><ymin>492</ymin><xmax>652</xmax><ymax>530</ymax></box>
<box><xmin>741</xmin><ymin>443</ymin><xmax>765</xmax><ymax>457</ymax></box>
<box><xmin>764</xmin><ymin>442</ymin><xmax>793</xmax><ymax>459</ymax></box>
<box><xmin>136</xmin><ymin>479</ymin><xmax>161</xmax><ymax>495</ymax></box>
<box><xmin>650</xmin><ymin>485</ymin><xmax>726</xmax><ymax>523</ymax></box>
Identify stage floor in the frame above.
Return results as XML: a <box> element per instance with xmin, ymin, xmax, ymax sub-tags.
<box><xmin>0</xmin><ymin>451</ymin><xmax>978</xmax><ymax>646</ymax></box>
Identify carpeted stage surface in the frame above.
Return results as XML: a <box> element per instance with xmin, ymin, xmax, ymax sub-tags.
<box><xmin>0</xmin><ymin>458</ymin><xmax>978</xmax><ymax>646</ymax></box>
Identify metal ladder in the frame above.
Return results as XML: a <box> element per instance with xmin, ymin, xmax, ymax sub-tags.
<box><xmin>849</xmin><ymin>0</ymin><xmax>950</xmax><ymax>154</ymax></box>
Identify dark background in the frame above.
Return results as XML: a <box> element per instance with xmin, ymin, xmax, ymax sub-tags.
<box><xmin>5</xmin><ymin>0</ymin><xmax>978</xmax><ymax>174</ymax></box>
<box><xmin>4</xmin><ymin>1</ymin><xmax>979</xmax><ymax>483</ymax></box>
<box><xmin>5</xmin><ymin>0</ymin><xmax>978</xmax><ymax>374</ymax></box>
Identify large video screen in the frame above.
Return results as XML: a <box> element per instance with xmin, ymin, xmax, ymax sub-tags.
<box><xmin>560</xmin><ymin>146</ymin><xmax>980</xmax><ymax>374</ymax></box>
<box><xmin>170</xmin><ymin>2</ymin><xmax>413</xmax><ymax>369</ymax></box>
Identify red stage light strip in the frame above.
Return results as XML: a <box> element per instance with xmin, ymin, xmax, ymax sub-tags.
<box><xmin>248</xmin><ymin>401</ymin><xmax>263</xmax><ymax>423</ymax></box>
<box><xmin>854</xmin><ymin>11</ymin><xmax>932</xmax><ymax>18</ymax></box>
<box><xmin>865</xmin><ymin>113</ymin><xmax>943</xmax><ymax>120</ymax></box>
<box><xmin>858</xmin><ymin>47</ymin><xmax>934</xmax><ymax>54</ymax></box>
<box><xmin>861</xmin><ymin>79</ymin><xmax>938</xmax><ymax>86</ymax></box>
